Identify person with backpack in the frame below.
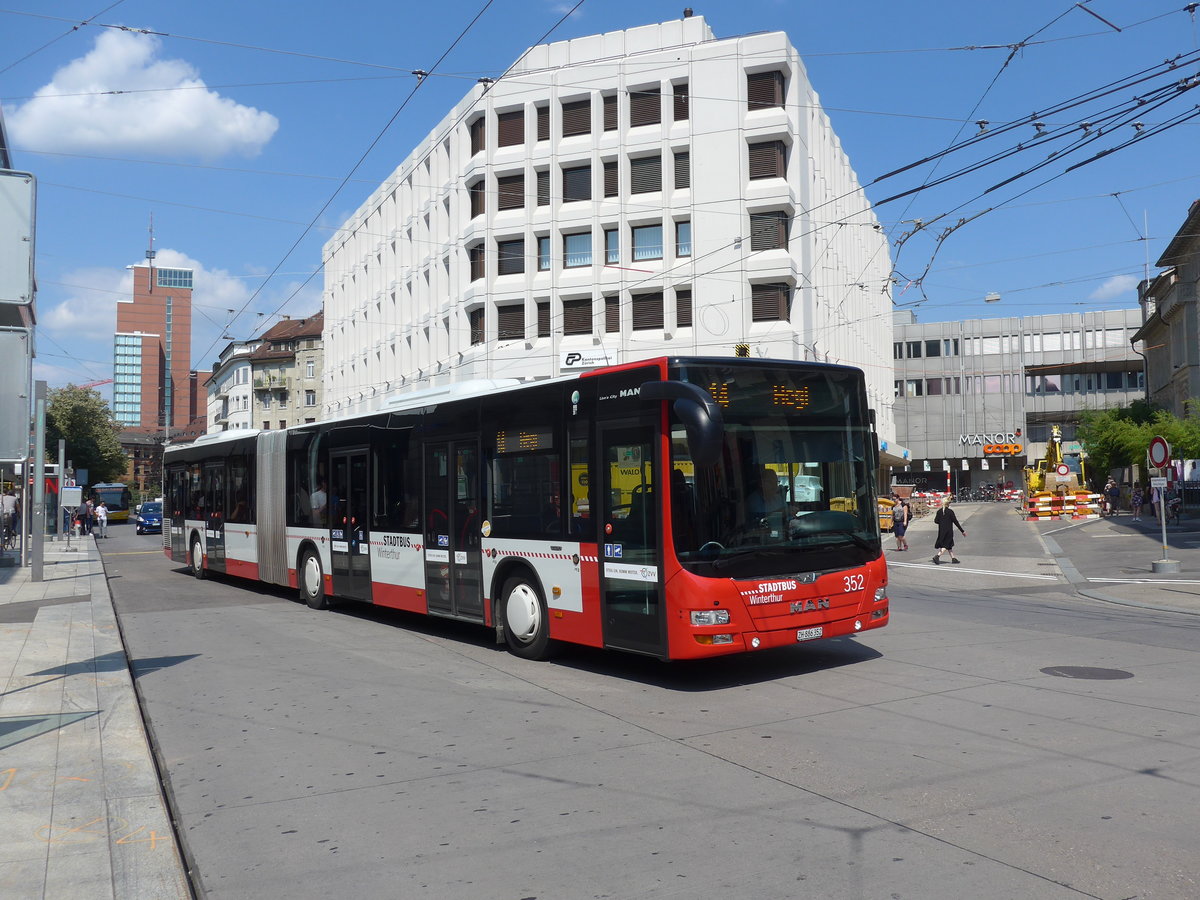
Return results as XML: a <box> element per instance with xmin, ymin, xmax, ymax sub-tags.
<box><xmin>892</xmin><ymin>497</ymin><xmax>911</xmax><ymax>551</ymax></box>
<box><xmin>932</xmin><ymin>498</ymin><xmax>966</xmax><ymax>565</ymax></box>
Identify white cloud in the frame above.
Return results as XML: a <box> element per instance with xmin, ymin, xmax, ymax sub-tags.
<box><xmin>9</xmin><ymin>30</ymin><xmax>277</xmax><ymax>159</ymax></box>
<box><xmin>1089</xmin><ymin>274</ymin><xmax>1138</xmax><ymax>301</ymax></box>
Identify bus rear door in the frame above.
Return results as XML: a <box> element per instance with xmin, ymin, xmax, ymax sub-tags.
<box><xmin>330</xmin><ymin>448</ymin><xmax>372</xmax><ymax>601</ymax></box>
<box><xmin>423</xmin><ymin>441</ymin><xmax>483</xmax><ymax>621</ymax></box>
<box><xmin>598</xmin><ymin>423</ymin><xmax>665</xmax><ymax>656</ymax></box>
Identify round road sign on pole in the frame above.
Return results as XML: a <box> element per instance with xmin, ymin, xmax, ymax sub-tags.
<box><xmin>1056</xmin><ymin>463</ymin><xmax>1070</xmax><ymax>476</ymax></box>
<box><xmin>1149</xmin><ymin>435</ymin><xmax>1170</xmax><ymax>469</ymax></box>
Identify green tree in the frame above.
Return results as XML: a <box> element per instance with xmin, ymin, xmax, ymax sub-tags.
<box><xmin>45</xmin><ymin>385</ymin><xmax>127</xmax><ymax>485</ymax></box>
<box><xmin>1079</xmin><ymin>400</ymin><xmax>1200</xmax><ymax>480</ymax></box>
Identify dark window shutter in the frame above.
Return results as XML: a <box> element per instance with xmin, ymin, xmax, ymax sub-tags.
<box><xmin>748</xmin><ymin>140</ymin><xmax>785</xmax><ymax>179</ymax></box>
<box><xmin>751</xmin><ymin>282</ymin><xmax>790</xmax><ymax>321</ymax></box>
<box><xmin>631</xmin><ymin>292</ymin><xmax>663</xmax><ymax>330</ymax></box>
<box><xmin>561</xmin><ymin>99</ymin><xmax>590</xmax><ymax>137</ymax></box>
<box><xmin>469</xmin><ymin>181</ymin><xmax>485</xmax><ymax>218</ymax></box>
<box><xmin>497</xmin><ymin>305</ymin><xmax>524</xmax><ymax>340</ymax></box>
<box><xmin>629</xmin><ymin>87</ymin><xmax>661</xmax><ymax>127</ymax></box>
<box><xmin>603</xmin><ymin>94</ymin><xmax>618</xmax><ymax>131</ymax></box>
<box><xmin>675</xmin><ymin>289</ymin><xmax>692</xmax><ymax>328</ymax></box>
<box><xmin>603</xmin><ymin>160</ymin><xmax>618</xmax><ymax>197</ymax></box>
<box><xmin>605</xmin><ymin>295</ymin><xmax>620</xmax><ymax>333</ymax></box>
<box><xmin>562</xmin><ymin>164</ymin><xmax>591</xmax><ymax>202</ymax></box>
<box><xmin>469</xmin><ymin>245</ymin><xmax>485</xmax><ymax>281</ymax></box>
<box><xmin>497</xmin><ymin>110</ymin><xmax>524</xmax><ymax>147</ymax></box>
<box><xmin>750</xmin><ymin>211</ymin><xmax>788</xmax><ymax>250</ymax></box>
<box><xmin>536</xmin><ymin>169</ymin><xmax>550</xmax><ymax>206</ymax></box>
<box><xmin>537</xmin><ymin>301</ymin><xmax>550</xmax><ymax>337</ymax></box>
<box><xmin>562</xmin><ymin>298</ymin><xmax>592</xmax><ymax>335</ymax></box>
<box><xmin>497</xmin><ymin>173</ymin><xmax>524</xmax><ymax>210</ymax></box>
<box><xmin>674</xmin><ymin>151</ymin><xmax>690</xmax><ymax>189</ymax></box>
<box><xmin>469</xmin><ymin>118</ymin><xmax>486</xmax><ymax>155</ymax></box>
<box><xmin>497</xmin><ymin>239</ymin><xmax>524</xmax><ymax>276</ymax></box>
<box><xmin>673</xmin><ymin>83</ymin><xmax>689</xmax><ymax>121</ymax></box>
<box><xmin>536</xmin><ymin>105</ymin><xmax>549</xmax><ymax>141</ymax></box>
<box><xmin>468</xmin><ymin>308</ymin><xmax>485</xmax><ymax>344</ymax></box>
<box><xmin>747</xmin><ymin>71</ymin><xmax>785</xmax><ymax>110</ymax></box>
<box><xmin>629</xmin><ymin>155</ymin><xmax>662</xmax><ymax>194</ymax></box>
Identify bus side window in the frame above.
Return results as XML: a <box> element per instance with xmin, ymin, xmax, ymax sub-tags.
<box><xmin>569</xmin><ymin>431</ymin><xmax>589</xmax><ymax>538</ymax></box>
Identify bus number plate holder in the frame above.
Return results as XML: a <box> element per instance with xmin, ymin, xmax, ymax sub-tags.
<box><xmin>796</xmin><ymin>626</ymin><xmax>823</xmax><ymax>642</ymax></box>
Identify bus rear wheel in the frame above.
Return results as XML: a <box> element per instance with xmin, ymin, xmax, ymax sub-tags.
<box><xmin>501</xmin><ymin>575</ymin><xmax>555</xmax><ymax>660</ymax></box>
<box><xmin>189</xmin><ymin>536</ymin><xmax>205</xmax><ymax>580</ymax></box>
<box><xmin>300</xmin><ymin>550</ymin><xmax>330</xmax><ymax>610</ymax></box>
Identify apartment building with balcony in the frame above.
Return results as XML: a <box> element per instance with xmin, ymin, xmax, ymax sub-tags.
<box><xmin>204</xmin><ymin>313</ymin><xmax>324</xmax><ymax>433</ymax></box>
<box><xmin>248</xmin><ymin>312</ymin><xmax>324</xmax><ymax>430</ymax></box>
<box><xmin>1135</xmin><ymin>199</ymin><xmax>1200</xmax><ymax>416</ymax></box>
<box><xmin>321</xmin><ymin>15</ymin><xmax>898</xmax><ymax>449</ymax></box>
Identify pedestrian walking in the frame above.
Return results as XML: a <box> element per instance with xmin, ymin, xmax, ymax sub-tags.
<box><xmin>1103</xmin><ymin>478</ymin><xmax>1120</xmax><ymax>516</ymax></box>
<box><xmin>95</xmin><ymin>500</ymin><xmax>108</xmax><ymax>538</ymax></box>
<box><xmin>1130</xmin><ymin>483</ymin><xmax>1144</xmax><ymax>521</ymax></box>
<box><xmin>931</xmin><ymin>498</ymin><xmax>966</xmax><ymax>565</ymax></box>
<box><xmin>892</xmin><ymin>497</ymin><xmax>911</xmax><ymax>551</ymax></box>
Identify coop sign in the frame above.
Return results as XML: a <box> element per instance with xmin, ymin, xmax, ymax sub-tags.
<box><xmin>982</xmin><ymin>443</ymin><xmax>1023</xmax><ymax>456</ymax></box>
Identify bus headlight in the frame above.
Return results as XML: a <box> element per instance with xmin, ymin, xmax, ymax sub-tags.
<box><xmin>695</xmin><ymin>634</ymin><xmax>734</xmax><ymax>645</ymax></box>
<box><xmin>690</xmin><ymin>609</ymin><xmax>731</xmax><ymax>626</ymax></box>
<box><xmin>874</xmin><ymin>587</ymin><xmax>887</xmax><ymax>603</ymax></box>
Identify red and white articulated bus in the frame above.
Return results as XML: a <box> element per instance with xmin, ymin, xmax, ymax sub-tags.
<box><xmin>163</xmin><ymin>357</ymin><xmax>888</xmax><ymax>661</ymax></box>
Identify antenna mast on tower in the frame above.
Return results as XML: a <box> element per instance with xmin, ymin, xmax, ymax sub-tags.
<box><xmin>146</xmin><ymin>213</ymin><xmax>156</xmax><ymax>293</ymax></box>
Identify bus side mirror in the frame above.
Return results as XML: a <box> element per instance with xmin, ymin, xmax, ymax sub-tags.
<box><xmin>640</xmin><ymin>381</ymin><xmax>725</xmax><ymax>466</ymax></box>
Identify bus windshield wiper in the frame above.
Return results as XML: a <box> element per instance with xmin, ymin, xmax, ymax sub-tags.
<box><xmin>710</xmin><ymin>547</ymin><xmax>785</xmax><ymax>571</ymax></box>
<box><xmin>813</xmin><ymin>530</ymin><xmax>874</xmax><ymax>551</ymax></box>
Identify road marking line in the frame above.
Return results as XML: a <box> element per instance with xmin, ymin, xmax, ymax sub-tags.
<box><xmin>1089</xmin><ymin>577</ymin><xmax>1200</xmax><ymax>585</ymax></box>
<box><xmin>103</xmin><ymin>551</ymin><xmax>163</xmax><ymax>556</ymax></box>
<box><xmin>889</xmin><ymin>562</ymin><xmax>1059</xmax><ymax>580</ymax></box>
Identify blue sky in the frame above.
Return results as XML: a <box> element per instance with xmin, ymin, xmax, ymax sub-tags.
<box><xmin>4</xmin><ymin>1</ymin><xmax>1198</xmax><ymax>392</ymax></box>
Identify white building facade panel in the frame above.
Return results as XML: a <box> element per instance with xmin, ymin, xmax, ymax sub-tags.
<box><xmin>323</xmin><ymin>17</ymin><xmax>896</xmax><ymax>443</ymax></box>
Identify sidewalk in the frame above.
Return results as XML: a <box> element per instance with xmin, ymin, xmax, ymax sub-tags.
<box><xmin>896</xmin><ymin>501</ymin><xmax>1200</xmax><ymax>616</ymax></box>
<box><xmin>0</xmin><ymin>537</ymin><xmax>190</xmax><ymax>900</ymax></box>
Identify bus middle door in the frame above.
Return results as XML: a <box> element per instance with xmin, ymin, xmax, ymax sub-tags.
<box><xmin>330</xmin><ymin>449</ymin><xmax>372</xmax><ymax>602</ymax></box>
<box><xmin>423</xmin><ymin>441</ymin><xmax>483</xmax><ymax>621</ymax></box>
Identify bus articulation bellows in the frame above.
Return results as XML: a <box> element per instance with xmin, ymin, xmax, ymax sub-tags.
<box><xmin>163</xmin><ymin>357</ymin><xmax>888</xmax><ymax>661</ymax></box>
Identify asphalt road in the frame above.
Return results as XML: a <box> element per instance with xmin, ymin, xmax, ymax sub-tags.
<box><xmin>99</xmin><ymin>510</ymin><xmax>1200</xmax><ymax>899</ymax></box>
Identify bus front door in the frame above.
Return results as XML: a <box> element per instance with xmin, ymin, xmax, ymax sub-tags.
<box><xmin>330</xmin><ymin>449</ymin><xmax>372</xmax><ymax>601</ymax></box>
<box><xmin>598</xmin><ymin>424</ymin><xmax>665</xmax><ymax>656</ymax></box>
<box><xmin>423</xmin><ymin>441</ymin><xmax>483</xmax><ymax>621</ymax></box>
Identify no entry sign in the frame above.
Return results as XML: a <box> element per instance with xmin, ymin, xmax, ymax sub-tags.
<box><xmin>1149</xmin><ymin>436</ymin><xmax>1170</xmax><ymax>469</ymax></box>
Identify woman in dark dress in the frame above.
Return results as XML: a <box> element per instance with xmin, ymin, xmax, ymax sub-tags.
<box><xmin>932</xmin><ymin>499</ymin><xmax>966</xmax><ymax>564</ymax></box>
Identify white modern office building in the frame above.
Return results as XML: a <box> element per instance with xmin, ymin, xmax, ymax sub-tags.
<box><xmin>890</xmin><ymin>308</ymin><xmax>1145</xmax><ymax>492</ymax></box>
<box><xmin>321</xmin><ymin>15</ymin><xmax>897</xmax><ymax>446</ymax></box>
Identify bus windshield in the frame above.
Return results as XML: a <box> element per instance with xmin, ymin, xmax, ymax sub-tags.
<box><xmin>90</xmin><ymin>483</ymin><xmax>131</xmax><ymax>513</ymax></box>
<box><xmin>668</xmin><ymin>362</ymin><xmax>880</xmax><ymax>579</ymax></box>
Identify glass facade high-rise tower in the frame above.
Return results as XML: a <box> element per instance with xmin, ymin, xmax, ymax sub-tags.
<box><xmin>113</xmin><ymin>263</ymin><xmax>194</xmax><ymax>431</ymax></box>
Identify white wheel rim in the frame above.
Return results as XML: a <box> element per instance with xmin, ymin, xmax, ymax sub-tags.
<box><xmin>303</xmin><ymin>556</ymin><xmax>321</xmax><ymax>596</ymax></box>
<box><xmin>505</xmin><ymin>584</ymin><xmax>540</xmax><ymax>642</ymax></box>
<box><xmin>192</xmin><ymin>542</ymin><xmax>202</xmax><ymax>570</ymax></box>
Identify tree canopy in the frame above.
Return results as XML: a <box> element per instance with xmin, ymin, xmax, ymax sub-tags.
<box><xmin>45</xmin><ymin>385</ymin><xmax>127</xmax><ymax>485</ymax></box>
<box><xmin>1078</xmin><ymin>400</ymin><xmax>1200</xmax><ymax>481</ymax></box>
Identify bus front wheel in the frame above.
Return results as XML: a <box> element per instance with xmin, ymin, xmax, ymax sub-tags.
<box><xmin>300</xmin><ymin>550</ymin><xmax>330</xmax><ymax>610</ymax></box>
<box><xmin>501</xmin><ymin>575</ymin><xmax>555</xmax><ymax>660</ymax></box>
<box><xmin>189</xmin><ymin>537</ymin><xmax>206</xmax><ymax>579</ymax></box>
